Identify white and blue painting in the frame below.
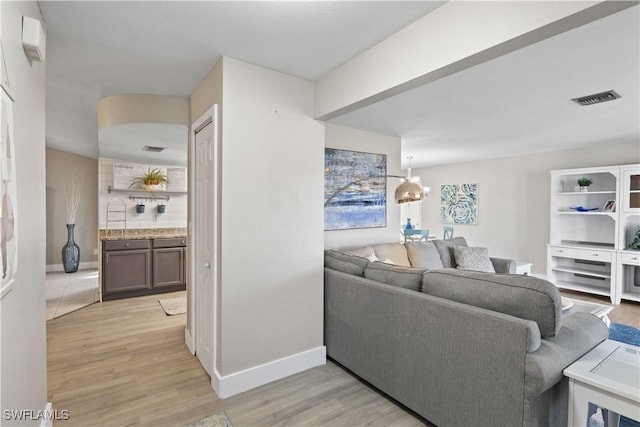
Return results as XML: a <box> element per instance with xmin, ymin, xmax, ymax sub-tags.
<box><xmin>441</xmin><ymin>183</ymin><xmax>478</xmax><ymax>225</ymax></box>
<box><xmin>324</xmin><ymin>148</ymin><xmax>387</xmax><ymax>231</ymax></box>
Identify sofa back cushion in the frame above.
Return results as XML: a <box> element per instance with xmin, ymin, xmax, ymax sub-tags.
<box><xmin>371</xmin><ymin>243</ymin><xmax>411</xmax><ymax>267</ymax></box>
<box><xmin>405</xmin><ymin>241</ymin><xmax>444</xmax><ymax>269</ymax></box>
<box><xmin>432</xmin><ymin>237</ymin><xmax>468</xmax><ymax>268</ymax></box>
<box><xmin>422</xmin><ymin>269</ymin><xmax>562</xmax><ymax>337</ymax></box>
<box><xmin>364</xmin><ymin>261</ymin><xmax>426</xmax><ymax>292</ymax></box>
<box><xmin>324</xmin><ymin>250</ymin><xmax>369</xmax><ymax>277</ymax></box>
<box><xmin>343</xmin><ymin>246</ymin><xmax>378</xmax><ymax>262</ymax></box>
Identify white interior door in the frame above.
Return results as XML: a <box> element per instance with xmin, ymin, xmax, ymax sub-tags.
<box><xmin>194</xmin><ymin>113</ymin><xmax>215</xmax><ymax>378</ymax></box>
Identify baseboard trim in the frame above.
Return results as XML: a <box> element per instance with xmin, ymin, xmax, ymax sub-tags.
<box><xmin>39</xmin><ymin>402</ymin><xmax>53</xmax><ymax>427</ymax></box>
<box><xmin>184</xmin><ymin>327</ymin><xmax>195</xmax><ymax>355</ymax></box>
<box><xmin>46</xmin><ymin>262</ymin><xmax>98</xmax><ymax>272</ymax></box>
<box><xmin>214</xmin><ymin>346</ymin><xmax>326</xmax><ymax>399</ymax></box>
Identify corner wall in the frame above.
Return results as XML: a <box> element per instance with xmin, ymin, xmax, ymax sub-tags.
<box><xmin>414</xmin><ymin>141</ymin><xmax>640</xmax><ymax>275</ymax></box>
<box><xmin>219</xmin><ymin>57</ymin><xmax>325</xmax><ymax>378</ymax></box>
<box><xmin>324</xmin><ymin>124</ymin><xmax>402</xmax><ymax>250</ymax></box>
<box><xmin>46</xmin><ymin>148</ymin><xmax>98</xmax><ymax>267</ymax></box>
<box><xmin>0</xmin><ymin>1</ymin><xmax>48</xmax><ymax>424</ymax></box>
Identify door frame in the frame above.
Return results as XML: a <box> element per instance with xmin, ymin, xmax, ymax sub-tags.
<box><xmin>187</xmin><ymin>105</ymin><xmax>218</xmax><ymax>380</ymax></box>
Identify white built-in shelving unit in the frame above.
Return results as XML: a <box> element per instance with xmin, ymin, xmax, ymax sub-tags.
<box><xmin>547</xmin><ymin>164</ymin><xmax>640</xmax><ymax>304</ymax></box>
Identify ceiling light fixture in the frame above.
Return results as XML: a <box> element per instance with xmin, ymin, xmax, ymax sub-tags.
<box><xmin>571</xmin><ymin>90</ymin><xmax>621</xmax><ymax>106</ymax></box>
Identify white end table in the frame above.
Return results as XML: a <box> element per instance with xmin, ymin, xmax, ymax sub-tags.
<box><xmin>564</xmin><ymin>339</ymin><xmax>640</xmax><ymax>427</ymax></box>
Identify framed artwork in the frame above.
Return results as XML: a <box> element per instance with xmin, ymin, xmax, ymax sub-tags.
<box><xmin>602</xmin><ymin>200</ymin><xmax>616</xmax><ymax>212</ymax></box>
<box><xmin>441</xmin><ymin>183</ymin><xmax>478</xmax><ymax>225</ymax></box>
<box><xmin>324</xmin><ymin>148</ymin><xmax>387</xmax><ymax>231</ymax></box>
<box><xmin>1</xmin><ymin>86</ymin><xmax>17</xmax><ymax>296</ymax></box>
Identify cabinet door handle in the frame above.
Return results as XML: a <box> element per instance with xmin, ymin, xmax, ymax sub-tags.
<box><xmin>204</xmin><ymin>262</ymin><xmax>210</xmax><ymax>269</ymax></box>
<box><xmin>632</xmin><ymin>257</ymin><xmax>638</xmax><ymax>260</ymax></box>
<box><xmin>125</xmin><ymin>242</ymin><xmax>130</xmax><ymax>247</ymax></box>
<box><xmin>592</xmin><ymin>253</ymin><xmax>598</xmax><ymax>257</ymax></box>
<box><xmin>181</xmin><ymin>240</ymin><xmax>185</xmax><ymax>245</ymax></box>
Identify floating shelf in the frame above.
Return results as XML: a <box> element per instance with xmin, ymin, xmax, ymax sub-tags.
<box><xmin>554</xmin><ymin>191</ymin><xmax>616</xmax><ymax>195</ymax></box>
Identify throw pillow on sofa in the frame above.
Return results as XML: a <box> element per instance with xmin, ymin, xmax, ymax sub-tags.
<box><xmin>371</xmin><ymin>243</ymin><xmax>411</xmax><ymax>267</ymax></box>
<box><xmin>364</xmin><ymin>261</ymin><xmax>427</xmax><ymax>292</ymax></box>
<box><xmin>453</xmin><ymin>246</ymin><xmax>495</xmax><ymax>273</ymax></box>
<box><xmin>432</xmin><ymin>237</ymin><xmax>468</xmax><ymax>268</ymax></box>
<box><xmin>422</xmin><ymin>269</ymin><xmax>562</xmax><ymax>337</ymax></box>
<box><xmin>405</xmin><ymin>241</ymin><xmax>444</xmax><ymax>269</ymax></box>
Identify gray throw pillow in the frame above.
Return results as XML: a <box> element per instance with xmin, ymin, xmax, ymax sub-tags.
<box><xmin>454</xmin><ymin>246</ymin><xmax>496</xmax><ymax>273</ymax></box>
<box><xmin>432</xmin><ymin>237</ymin><xmax>468</xmax><ymax>268</ymax></box>
<box><xmin>405</xmin><ymin>241</ymin><xmax>444</xmax><ymax>269</ymax></box>
<box><xmin>364</xmin><ymin>261</ymin><xmax>426</xmax><ymax>292</ymax></box>
<box><xmin>324</xmin><ymin>250</ymin><xmax>369</xmax><ymax>277</ymax></box>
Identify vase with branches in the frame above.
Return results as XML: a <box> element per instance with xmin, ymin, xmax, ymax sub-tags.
<box><xmin>62</xmin><ymin>171</ymin><xmax>83</xmax><ymax>273</ymax></box>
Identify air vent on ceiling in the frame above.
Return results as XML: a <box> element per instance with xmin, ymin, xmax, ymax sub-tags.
<box><xmin>571</xmin><ymin>90</ymin><xmax>621</xmax><ymax>106</ymax></box>
<box><xmin>143</xmin><ymin>145</ymin><xmax>167</xmax><ymax>153</ymax></box>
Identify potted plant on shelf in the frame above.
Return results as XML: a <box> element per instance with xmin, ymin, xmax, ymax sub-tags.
<box><xmin>129</xmin><ymin>167</ymin><xmax>169</xmax><ymax>192</ymax></box>
<box><xmin>577</xmin><ymin>177</ymin><xmax>592</xmax><ymax>192</ymax></box>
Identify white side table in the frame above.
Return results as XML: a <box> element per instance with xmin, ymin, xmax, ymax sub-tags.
<box><xmin>564</xmin><ymin>339</ymin><xmax>640</xmax><ymax>427</ymax></box>
<box><xmin>515</xmin><ymin>261</ymin><xmax>532</xmax><ymax>275</ymax></box>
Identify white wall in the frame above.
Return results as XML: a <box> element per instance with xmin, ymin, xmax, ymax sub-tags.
<box><xmin>324</xmin><ymin>124</ymin><xmax>402</xmax><ymax>250</ymax></box>
<box><xmin>414</xmin><ymin>141</ymin><xmax>640</xmax><ymax>275</ymax></box>
<box><xmin>219</xmin><ymin>58</ymin><xmax>325</xmax><ymax>377</ymax></box>
<box><xmin>0</xmin><ymin>2</ymin><xmax>48</xmax><ymax>424</ymax></box>
<box><xmin>98</xmin><ymin>158</ymin><xmax>188</xmax><ymax>230</ymax></box>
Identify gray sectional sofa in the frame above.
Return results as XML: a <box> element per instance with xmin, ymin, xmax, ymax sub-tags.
<box><xmin>324</xmin><ymin>237</ymin><xmax>609</xmax><ymax>427</ymax></box>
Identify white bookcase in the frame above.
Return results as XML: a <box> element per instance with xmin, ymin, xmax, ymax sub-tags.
<box><xmin>548</xmin><ymin>164</ymin><xmax>640</xmax><ymax>304</ymax></box>
<box><xmin>617</xmin><ymin>164</ymin><xmax>640</xmax><ymax>303</ymax></box>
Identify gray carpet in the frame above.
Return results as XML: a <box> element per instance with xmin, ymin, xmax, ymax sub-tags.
<box><xmin>184</xmin><ymin>412</ymin><xmax>233</xmax><ymax>427</ymax></box>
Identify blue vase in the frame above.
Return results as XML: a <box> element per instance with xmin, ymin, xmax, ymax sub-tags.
<box><xmin>405</xmin><ymin>218</ymin><xmax>413</xmax><ymax>230</ymax></box>
<box><xmin>62</xmin><ymin>224</ymin><xmax>80</xmax><ymax>273</ymax></box>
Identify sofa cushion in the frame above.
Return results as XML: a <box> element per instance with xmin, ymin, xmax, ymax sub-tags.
<box><xmin>454</xmin><ymin>246</ymin><xmax>496</xmax><ymax>273</ymax></box>
<box><xmin>364</xmin><ymin>261</ymin><xmax>426</xmax><ymax>292</ymax></box>
<box><xmin>432</xmin><ymin>237</ymin><xmax>468</xmax><ymax>268</ymax></box>
<box><xmin>405</xmin><ymin>241</ymin><xmax>444</xmax><ymax>269</ymax></box>
<box><xmin>422</xmin><ymin>269</ymin><xmax>562</xmax><ymax>337</ymax></box>
<box><xmin>371</xmin><ymin>243</ymin><xmax>411</xmax><ymax>267</ymax></box>
<box><xmin>324</xmin><ymin>250</ymin><xmax>369</xmax><ymax>277</ymax></box>
<box><xmin>344</xmin><ymin>246</ymin><xmax>378</xmax><ymax>262</ymax></box>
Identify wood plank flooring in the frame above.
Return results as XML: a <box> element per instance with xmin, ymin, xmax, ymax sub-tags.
<box><xmin>560</xmin><ymin>290</ymin><xmax>640</xmax><ymax>328</ymax></box>
<box><xmin>47</xmin><ymin>291</ymin><xmax>426</xmax><ymax>427</ymax></box>
<box><xmin>47</xmin><ymin>289</ymin><xmax>640</xmax><ymax>427</ymax></box>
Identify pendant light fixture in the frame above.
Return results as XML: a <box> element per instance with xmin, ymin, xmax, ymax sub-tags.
<box><xmin>395</xmin><ymin>156</ymin><xmax>426</xmax><ymax>204</ymax></box>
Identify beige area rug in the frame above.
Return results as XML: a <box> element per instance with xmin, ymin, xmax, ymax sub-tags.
<box><xmin>158</xmin><ymin>296</ymin><xmax>187</xmax><ymax>315</ymax></box>
<box><xmin>184</xmin><ymin>412</ymin><xmax>233</xmax><ymax>427</ymax></box>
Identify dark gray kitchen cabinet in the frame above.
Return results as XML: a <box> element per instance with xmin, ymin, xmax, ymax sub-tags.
<box><xmin>153</xmin><ymin>238</ymin><xmax>186</xmax><ymax>288</ymax></box>
<box><xmin>102</xmin><ymin>239</ymin><xmax>152</xmax><ymax>300</ymax></box>
<box><xmin>102</xmin><ymin>237</ymin><xmax>186</xmax><ymax>300</ymax></box>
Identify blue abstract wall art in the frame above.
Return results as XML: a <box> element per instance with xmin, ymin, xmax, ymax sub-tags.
<box><xmin>441</xmin><ymin>183</ymin><xmax>478</xmax><ymax>225</ymax></box>
<box><xmin>324</xmin><ymin>148</ymin><xmax>387</xmax><ymax>231</ymax></box>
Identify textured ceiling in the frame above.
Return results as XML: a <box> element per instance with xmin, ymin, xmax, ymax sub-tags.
<box><xmin>41</xmin><ymin>1</ymin><xmax>444</xmax><ymax>160</ymax></box>
<box><xmin>330</xmin><ymin>5</ymin><xmax>640</xmax><ymax>168</ymax></box>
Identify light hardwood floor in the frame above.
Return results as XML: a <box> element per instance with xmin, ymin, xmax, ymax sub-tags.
<box><xmin>560</xmin><ymin>289</ymin><xmax>640</xmax><ymax>328</ymax></box>
<box><xmin>47</xmin><ymin>291</ymin><xmax>427</xmax><ymax>427</ymax></box>
<box><xmin>48</xmin><ymin>289</ymin><xmax>639</xmax><ymax>427</ymax></box>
